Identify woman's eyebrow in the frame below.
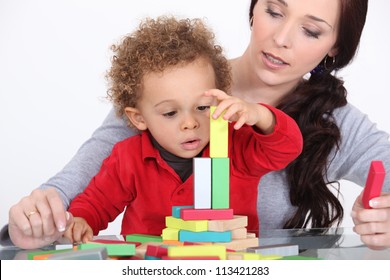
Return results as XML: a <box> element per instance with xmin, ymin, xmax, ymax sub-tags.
<box><xmin>306</xmin><ymin>14</ymin><xmax>333</xmax><ymax>29</ymax></box>
<box><xmin>272</xmin><ymin>0</ymin><xmax>333</xmax><ymax>29</ymax></box>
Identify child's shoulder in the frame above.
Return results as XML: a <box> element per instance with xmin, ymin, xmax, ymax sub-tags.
<box><xmin>112</xmin><ymin>132</ymin><xmax>144</xmax><ymax>152</ymax></box>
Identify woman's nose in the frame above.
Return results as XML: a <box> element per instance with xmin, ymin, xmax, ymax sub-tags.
<box><xmin>273</xmin><ymin>22</ymin><xmax>293</xmax><ymax>48</ymax></box>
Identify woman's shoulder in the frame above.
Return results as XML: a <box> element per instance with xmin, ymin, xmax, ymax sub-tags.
<box><xmin>333</xmin><ymin>102</ymin><xmax>365</xmax><ymax>121</ymax></box>
<box><xmin>333</xmin><ymin>103</ymin><xmax>377</xmax><ymax>134</ymax></box>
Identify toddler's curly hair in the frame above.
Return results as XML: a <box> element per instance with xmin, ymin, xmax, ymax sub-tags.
<box><xmin>106</xmin><ymin>16</ymin><xmax>232</xmax><ymax>119</ymax></box>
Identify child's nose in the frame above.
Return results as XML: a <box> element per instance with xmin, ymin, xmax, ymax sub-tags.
<box><xmin>181</xmin><ymin>114</ymin><xmax>199</xmax><ymax>130</ymax></box>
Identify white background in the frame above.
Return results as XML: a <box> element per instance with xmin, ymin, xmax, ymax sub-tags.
<box><xmin>0</xmin><ymin>0</ymin><xmax>389</xmax><ymax>234</ymax></box>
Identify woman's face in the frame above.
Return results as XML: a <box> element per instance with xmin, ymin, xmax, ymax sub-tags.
<box><xmin>249</xmin><ymin>0</ymin><xmax>340</xmax><ymax>87</ymax></box>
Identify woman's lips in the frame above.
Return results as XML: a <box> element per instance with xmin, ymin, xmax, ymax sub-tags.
<box><xmin>262</xmin><ymin>52</ymin><xmax>289</xmax><ymax>70</ymax></box>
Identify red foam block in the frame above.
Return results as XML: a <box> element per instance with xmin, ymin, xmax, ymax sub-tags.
<box><xmin>362</xmin><ymin>161</ymin><xmax>386</xmax><ymax>209</ymax></box>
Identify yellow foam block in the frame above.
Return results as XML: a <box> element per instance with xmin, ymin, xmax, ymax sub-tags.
<box><xmin>210</xmin><ymin>106</ymin><xmax>228</xmax><ymax>158</ymax></box>
<box><xmin>168</xmin><ymin>245</ymin><xmax>226</xmax><ymax>260</ymax></box>
<box><xmin>166</xmin><ymin>216</ymin><xmax>208</xmax><ymax>232</ymax></box>
<box><xmin>162</xmin><ymin>228</ymin><xmax>179</xmax><ymax>240</ymax></box>
<box><xmin>208</xmin><ymin>215</ymin><xmax>248</xmax><ymax>232</ymax></box>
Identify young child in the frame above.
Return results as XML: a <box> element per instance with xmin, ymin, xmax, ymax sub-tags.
<box><xmin>64</xmin><ymin>16</ymin><xmax>303</xmax><ymax>243</ymax></box>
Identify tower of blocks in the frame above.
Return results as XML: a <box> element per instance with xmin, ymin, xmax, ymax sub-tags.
<box><xmin>159</xmin><ymin>106</ymin><xmax>260</xmax><ymax>259</ymax></box>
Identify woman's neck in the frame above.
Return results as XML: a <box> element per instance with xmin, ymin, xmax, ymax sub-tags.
<box><xmin>229</xmin><ymin>54</ymin><xmax>300</xmax><ymax>107</ymax></box>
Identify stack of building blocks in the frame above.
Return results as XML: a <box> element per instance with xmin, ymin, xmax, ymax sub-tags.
<box><xmin>155</xmin><ymin>106</ymin><xmax>258</xmax><ymax>259</ymax></box>
<box><xmin>31</xmin><ymin>105</ymin><xmax>306</xmax><ymax>260</ymax></box>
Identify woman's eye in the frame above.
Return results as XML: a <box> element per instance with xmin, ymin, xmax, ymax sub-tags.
<box><xmin>265</xmin><ymin>7</ymin><xmax>282</xmax><ymax>18</ymax></box>
<box><xmin>303</xmin><ymin>28</ymin><xmax>321</xmax><ymax>39</ymax></box>
<box><xmin>197</xmin><ymin>105</ymin><xmax>210</xmax><ymax>111</ymax></box>
<box><xmin>163</xmin><ymin>111</ymin><xmax>177</xmax><ymax>117</ymax></box>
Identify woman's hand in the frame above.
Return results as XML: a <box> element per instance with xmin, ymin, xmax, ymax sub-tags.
<box><xmin>351</xmin><ymin>191</ymin><xmax>390</xmax><ymax>250</ymax></box>
<box><xmin>8</xmin><ymin>187</ymin><xmax>73</xmax><ymax>249</ymax></box>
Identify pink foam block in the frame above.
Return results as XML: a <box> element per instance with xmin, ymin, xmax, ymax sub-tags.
<box><xmin>362</xmin><ymin>161</ymin><xmax>386</xmax><ymax>209</ymax></box>
<box><xmin>180</xmin><ymin>208</ymin><xmax>234</xmax><ymax>220</ymax></box>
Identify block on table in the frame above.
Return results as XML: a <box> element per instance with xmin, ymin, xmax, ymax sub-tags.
<box><xmin>208</xmin><ymin>215</ymin><xmax>248</xmax><ymax>232</ymax></box>
<box><xmin>211</xmin><ymin>158</ymin><xmax>230</xmax><ymax>209</ymax></box>
<box><xmin>165</xmin><ymin>216</ymin><xmax>208</xmax><ymax>232</ymax></box>
<box><xmin>125</xmin><ymin>234</ymin><xmax>162</xmax><ymax>243</ymax></box>
<box><xmin>162</xmin><ymin>227</ymin><xmax>179</xmax><ymax>240</ymax></box>
<box><xmin>210</xmin><ymin>106</ymin><xmax>228</xmax><ymax>158</ymax></box>
<box><xmin>172</xmin><ymin>205</ymin><xmax>193</xmax><ymax>218</ymax></box>
<box><xmin>168</xmin><ymin>245</ymin><xmax>226</xmax><ymax>260</ymax></box>
<box><xmin>194</xmin><ymin>157</ymin><xmax>212</xmax><ymax>209</ymax></box>
<box><xmin>247</xmin><ymin>243</ymin><xmax>299</xmax><ymax>257</ymax></box>
<box><xmin>179</xmin><ymin>230</ymin><xmax>232</xmax><ymax>243</ymax></box>
<box><xmin>231</xmin><ymin>227</ymin><xmax>248</xmax><ymax>240</ymax></box>
<box><xmin>47</xmin><ymin>247</ymin><xmax>108</xmax><ymax>260</ymax></box>
<box><xmin>28</xmin><ymin>249</ymin><xmax>73</xmax><ymax>260</ymax></box>
<box><xmin>145</xmin><ymin>244</ymin><xmax>168</xmax><ymax>259</ymax></box>
<box><xmin>162</xmin><ymin>256</ymin><xmax>220</xmax><ymax>260</ymax></box>
<box><xmin>181</xmin><ymin>208</ymin><xmax>233</xmax><ymax>220</ymax></box>
<box><xmin>214</xmin><ymin>236</ymin><xmax>259</xmax><ymax>251</ymax></box>
<box><xmin>78</xmin><ymin>243</ymin><xmax>135</xmax><ymax>256</ymax></box>
<box><xmin>227</xmin><ymin>252</ymin><xmax>282</xmax><ymax>260</ymax></box>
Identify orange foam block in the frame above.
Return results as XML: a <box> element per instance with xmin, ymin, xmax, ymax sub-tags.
<box><xmin>214</xmin><ymin>236</ymin><xmax>259</xmax><ymax>251</ymax></box>
<box><xmin>208</xmin><ymin>215</ymin><xmax>248</xmax><ymax>232</ymax></box>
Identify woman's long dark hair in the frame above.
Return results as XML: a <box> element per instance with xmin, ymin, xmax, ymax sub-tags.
<box><xmin>249</xmin><ymin>0</ymin><xmax>368</xmax><ymax>228</ymax></box>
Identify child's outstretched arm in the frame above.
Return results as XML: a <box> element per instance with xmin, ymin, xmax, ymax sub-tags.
<box><xmin>204</xmin><ymin>89</ymin><xmax>275</xmax><ymax>134</ymax></box>
<box><xmin>63</xmin><ymin>217</ymin><xmax>93</xmax><ymax>244</ymax></box>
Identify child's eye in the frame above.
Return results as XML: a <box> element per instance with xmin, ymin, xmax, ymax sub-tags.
<box><xmin>197</xmin><ymin>105</ymin><xmax>210</xmax><ymax>112</ymax></box>
<box><xmin>162</xmin><ymin>111</ymin><xmax>177</xmax><ymax>117</ymax></box>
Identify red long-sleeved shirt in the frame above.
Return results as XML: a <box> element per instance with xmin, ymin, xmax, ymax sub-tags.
<box><xmin>68</xmin><ymin>105</ymin><xmax>302</xmax><ymax>236</ymax></box>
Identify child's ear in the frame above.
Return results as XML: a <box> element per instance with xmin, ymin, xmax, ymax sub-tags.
<box><xmin>125</xmin><ymin>107</ymin><xmax>148</xmax><ymax>131</ymax></box>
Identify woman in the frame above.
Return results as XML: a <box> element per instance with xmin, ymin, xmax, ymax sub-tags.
<box><xmin>7</xmin><ymin>0</ymin><xmax>390</xmax><ymax>250</ymax></box>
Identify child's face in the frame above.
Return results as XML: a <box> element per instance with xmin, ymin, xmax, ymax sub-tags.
<box><xmin>127</xmin><ymin>57</ymin><xmax>217</xmax><ymax>158</ymax></box>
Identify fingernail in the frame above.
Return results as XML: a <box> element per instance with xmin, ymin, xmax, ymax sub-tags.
<box><xmin>57</xmin><ymin>223</ymin><xmax>66</xmax><ymax>232</ymax></box>
<box><xmin>57</xmin><ymin>212</ymin><xmax>70</xmax><ymax>232</ymax></box>
<box><xmin>369</xmin><ymin>199</ymin><xmax>379</xmax><ymax>208</ymax></box>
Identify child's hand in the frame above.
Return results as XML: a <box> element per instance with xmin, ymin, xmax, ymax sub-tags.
<box><xmin>63</xmin><ymin>217</ymin><xmax>93</xmax><ymax>244</ymax></box>
<box><xmin>205</xmin><ymin>89</ymin><xmax>275</xmax><ymax>134</ymax></box>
